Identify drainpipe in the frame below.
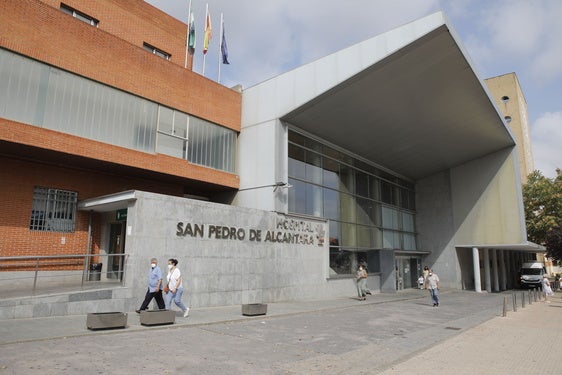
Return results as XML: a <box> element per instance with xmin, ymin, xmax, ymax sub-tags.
<box><xmin>82</xmin><ymin>210</ymin><xmax>93</xmax><ymax>287</ymax></box>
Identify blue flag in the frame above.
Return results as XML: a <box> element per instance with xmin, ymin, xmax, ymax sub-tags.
<box><xmin>221</xmin><ymin>23</ymin><xmax>229</xmax><ymax>64</ymax></box>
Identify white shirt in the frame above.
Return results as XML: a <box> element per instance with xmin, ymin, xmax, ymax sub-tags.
<box><xmin>426</xmin><ymin>273</ymin><xmax>439</xmax><ymax>289</ymax></box>
<box><xmin>167</xmin><ymin>267</ymin><xmax>182</xmax><ymax>290</ymax></box>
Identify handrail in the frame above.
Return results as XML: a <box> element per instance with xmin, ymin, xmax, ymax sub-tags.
<box><xmin>0</xmin><ymin>253</ymin><xmax>128</xmax><ymax>297</ymax></box>
<box><xmin>0</xmin><ymin>254</ymin><xmax>115</xmax><ymax>260</ymax></box>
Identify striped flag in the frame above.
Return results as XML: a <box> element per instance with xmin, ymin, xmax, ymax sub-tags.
<box><xmin>203</xmin><ymin>6</ymin><xmax>212</xmax><ymax>54</ymax></box>
<box><xmin>188</xmin><ymin>11</ymin><xmax>196</xmax><ymax>54</ymax></box>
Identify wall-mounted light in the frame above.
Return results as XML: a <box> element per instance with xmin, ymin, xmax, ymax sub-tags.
<box><xmin>504</xmin><ymin>116</ymin><xmax>512</xmax><ymax>123</ymax></box>
<box><xmin>238</xmin><ymin>182</ymin><xmax>293</xmax><ymax>192</ymax></box>
<box><xmin>273</xmin><ymin>181</ymin><xmax>293</xmax><ymax>192</ymax></box>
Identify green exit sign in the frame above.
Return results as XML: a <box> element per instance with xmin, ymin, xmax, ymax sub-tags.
<box><xmin>116</xmin><ymin>209</ymin><xmax>127</xmax><ymax>221</ymax></box>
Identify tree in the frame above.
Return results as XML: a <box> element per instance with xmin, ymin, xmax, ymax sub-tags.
<box><xmin>523</xmin><ymin>169</ymin><xmax>562</xmax><ymax>259</ymax></box>
<box><xmin>545</xmin><ymin>225</ymin><xmax>562</xmax><ymax>261</ymax></box>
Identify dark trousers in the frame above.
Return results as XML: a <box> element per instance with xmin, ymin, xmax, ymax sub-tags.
<box><xmin>139</xmin><ymin>288</ymin><xmax>165</xmax><ymax>310</ymax></box>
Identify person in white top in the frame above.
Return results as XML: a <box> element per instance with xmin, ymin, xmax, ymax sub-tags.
<box><xmin>542</xmin><ymin>274</ymin><xmax>553</xmax><ymax>303</ymax></box>
<box><xmin>165</xmin><ymin>258</ymin><xmax>189</xmax><ymax>317</ymax></box>
<box><xmin>425</xmin><ymin>269</ymin><xmax>440</xmax><ymax>307</ymax></box>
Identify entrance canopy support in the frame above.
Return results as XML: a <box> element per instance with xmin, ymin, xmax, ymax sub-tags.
<box><xmin>463</xmin><ymin>242</ymin><xmax>545</xmax><ymax>293</ymax></box>
<box><xmin>472</xmin><ymin>247</ymin><xmax>482</xmax><ymax>293</ymax></box>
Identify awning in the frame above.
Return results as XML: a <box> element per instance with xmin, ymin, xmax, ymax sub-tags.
<box><xmin>77</xmin><ymin>190</ymin><xmax>137</xmax><ymax>212</ymax></box>
<box><xmin>456</xmin><ymin>242</ymin><xmax>546</xmax><ymax>253</ymax></box>
<box><xmin>278</xmin><ymin>13</ymin><xmax>514</xmax><ymax>181</ymax></box>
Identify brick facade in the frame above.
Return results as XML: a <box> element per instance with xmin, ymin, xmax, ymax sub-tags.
<box><xmin>0</xmin><ymin>0</ymin><xmax>241</xmax><ymax>130</ymax></box>
<box><xmin>0</xmin><ymin>0</ymin><xmax>241</xmax><ymax>259</ymax></box>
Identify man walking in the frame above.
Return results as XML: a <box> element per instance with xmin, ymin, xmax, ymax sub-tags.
<box><xmin>136</xmin><ymin>258</ymin><xmax>165</xmax><ymax>313</ymax></box>
<box><xmin>425</xmin><ymin>269</ymin><xmax>440</xmax><ymax>307</ymax></box>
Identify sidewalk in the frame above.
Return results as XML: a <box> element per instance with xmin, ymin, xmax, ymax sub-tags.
<box><xmin>1</xmin><ymin>289</ymin><xmax>560</xmax><ymax>374</ymax></box>
<box><xmin>379</xmin><ymin>296</ymin><xmax>562</xmax><ymax>375</ymax></box>
<box><xmin>0</xmin><ymin>289</ymin><xmax>426</xmax><ymax>345</ymax></box>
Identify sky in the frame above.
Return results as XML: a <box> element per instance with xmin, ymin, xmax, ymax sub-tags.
<box><xmin>145</xmin><ymin>0</ymin><xmax>562</xmax><ymax>179</ymax></box>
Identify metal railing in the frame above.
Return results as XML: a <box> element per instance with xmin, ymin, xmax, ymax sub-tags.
<box><xmin>0</xmin><ymin>253</ymin><xmax>128</xmax><ymax>298</ymax></box>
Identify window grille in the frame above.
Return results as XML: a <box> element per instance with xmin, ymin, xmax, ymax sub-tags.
<box><xmin>29</xmin><ymin>187</ymin><xmax>78</xmax><ymax>232</ymax></box>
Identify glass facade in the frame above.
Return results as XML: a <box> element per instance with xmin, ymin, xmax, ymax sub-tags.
<box><xmin>0</xmin><ymin>48</ymin><xmax>236</xmax><ymax>173</ymax></box>
<box><xmin>287</xmin><ymin>130</ymin><xmax>416</xmax><ymax>275</ymax></box>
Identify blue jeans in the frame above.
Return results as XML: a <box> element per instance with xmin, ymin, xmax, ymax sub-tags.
<box><xmin>357</xmin><ymin>278</ymin><xmax>367</xmax><ymax>297</ymax></box>
<box><xmin>429</xmin><ymin>288</ymin><xmax>439</xmax><ymax>305</ymax></box>
<box><xmin>165</xmin><ymin>287</ymin><xmax>187</xmax><ymax>312</ymax></box>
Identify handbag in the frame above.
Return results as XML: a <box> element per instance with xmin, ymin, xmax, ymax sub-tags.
<box><xmin>163</xmin><ymin>284</ymin><xmax>170</xmax><ymax>293</ymax></box>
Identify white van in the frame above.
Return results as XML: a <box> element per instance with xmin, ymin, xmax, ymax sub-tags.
<box><xmin>518</xmin><ymin>262</ymin><xmax>547</xmax><ymax>288</ymax></box>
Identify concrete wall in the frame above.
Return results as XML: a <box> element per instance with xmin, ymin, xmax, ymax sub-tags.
<box><xmin>124</xmin><ymin>191</ymin><xmax>341</xmax><ymax>310</ymax></box>
<box><xmin>415</xmin><ymin>170</ymin><xmax>458</xmax><ymax>287</ymax></box>
<box><xmin>234</xmin><ymin>119</ymin><xmax>289</xmax><ymax>213</ymax></box>
<box><xmin>416</xmin><ymin>147</ymin><xmax>526</xmax><ymax>289</ymax></box>
<box><xmin>485</xmin><ymin>73</ymin><xmax>534</xmax><ymax>182</ymax></box>
<box><xmin>450</xmin><ymin>148</ymin><xmax>525</xmax><ymax>245</ymax></box>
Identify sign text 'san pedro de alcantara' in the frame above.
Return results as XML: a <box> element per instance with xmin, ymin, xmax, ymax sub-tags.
<box><xmin>176</xmin><ymin>217</ymin><xmax>325</xmax><ymax>247</ymax></box>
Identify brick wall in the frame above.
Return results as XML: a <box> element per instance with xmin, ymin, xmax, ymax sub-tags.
<box><xmin>0</xmin><ymin>0</ymin><xmax>241</xmax><ymax>130</ymax></box>
<box><xmin>0</xmin><ymin>119</ymin><xmax>240</xmax><ymax>189</ymax></box>
<box><xmin>0</xmin><ymin>155</ymin><xmax>186</xmax><ymax>257</ymax></box>
<box><xmin>0</xmin><ymin>0</ymin><xmax>242</xmax><ymax>263</ymax></box>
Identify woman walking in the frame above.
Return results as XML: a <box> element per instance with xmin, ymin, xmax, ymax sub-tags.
<box><xmin>165</xmin><ymin>258</ymin><xmax>189</xmax><ymax>317</ymax></box>
<box><xmin>542</xmin><ymin>274</ymin><xmax>553</xmax><ymax>303</ymax></box>
<box><xmin>356</xmin><ymin>264</ymin><xmax>368</xmax><ymax>300</ymax></box>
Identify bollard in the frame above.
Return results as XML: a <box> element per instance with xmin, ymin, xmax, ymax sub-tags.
<box><xmin>528</xmin><ymin>290</ymin><xmax>532</xmax><ymax>305</ymax></box>
<box><xmin>534</xmin><ymin>288</ymin><xmax>538</xmax><ymax>302</ymax></box>
<box><xmin>502</xmin><ymin>296</ymin><xmax>507</xmax><ymax>317</ymax></box>
<box><xmin>513</xmin><ymin>293</ymin><xmax>517</xmax><ymax>312</ymax></box>
<box><xmin>522</xmin><ymin>291</ymin><xmax>525</xmax><ymax>308</ymax></box>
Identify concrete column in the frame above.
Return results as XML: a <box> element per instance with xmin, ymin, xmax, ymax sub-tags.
<box><xmin>483</xmin><ymin>248</ymin><xmax>491</xmax><ymax>293</ymax></box>
<box><xmin>499</xmin><ymin>250</ymin><xmax>507</xmax><ymax>291</ymax></box>
<box><xmin>492</xmin><ymin>249</ymin><xmax>499</xmax><ymax>292</ymax></box>
<box><xmin>472</xmin><ymin>247</ymin><xmax>482</xmax><ymax>293</ymax></box>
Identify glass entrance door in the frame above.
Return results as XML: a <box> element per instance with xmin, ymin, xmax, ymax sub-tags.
<box><xmin>108</xmin><ymin>222</ymin><xmax>125</xmax><ymax>280</ymax></box>
<box><xmin>396</xmin><ymin>256</ymin><xmax>421</xmax><ymax>290</ymax></box>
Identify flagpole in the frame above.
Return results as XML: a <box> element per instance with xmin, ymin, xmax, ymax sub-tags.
<box><xmin>218</xmin><ymin>13</ymin><xmax>223</xmax><ymax>83</ymax></box>
<box><xmin>202</xmin><ymin>3</ymin><xmax>208</xmax><ymax>76</ymax></box>
<box><xmin>184</xmin><ymin>0</ymin><xmax>192</xmax><ymax>69</ymax></box>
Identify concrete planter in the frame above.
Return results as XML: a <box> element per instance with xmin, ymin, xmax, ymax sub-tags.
<box><xmin>242</xmin><ymin>303</ymin><xmax>267</xmax><ymax>316</ymax></box>
<box><xmin>86</xmin><ymin>312</ymin><xmax>127</xmax><ymax>330</ymax></box>
<box><xmin>139</xmin><ymin>309</ymin><xmax>175</xmax><ymax>326</ymax></box>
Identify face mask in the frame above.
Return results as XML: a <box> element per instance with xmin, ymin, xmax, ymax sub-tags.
<box><xmin>429</xmin><ymin>273</ymin><xmax>433</xmax><ymax>276</ymax></box>
<box><xmin>168</xmin><ymin>264</ymin><xmax>173</xmax><ymax>270</ymax></box>
<box><xmin>151</xmin><ymin>263</ymin><xmax>156</xmax><ymax>268</ymax></box>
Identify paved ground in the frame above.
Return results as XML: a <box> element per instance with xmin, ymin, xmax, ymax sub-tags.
<box><xmin>0</xmin><ymin>288</ymin><xmax>560</xmax><ymax>374</ymax></box>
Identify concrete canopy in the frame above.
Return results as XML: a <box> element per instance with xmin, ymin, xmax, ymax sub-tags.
<box><xmin>279</xmin><ymin>13</ymin><xmax>515</xmax><ymax>181</ymax></box>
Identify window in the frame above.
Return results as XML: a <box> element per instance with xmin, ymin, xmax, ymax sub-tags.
<box><xmin>188</xmin><ymin>116</ymin><xmax>237</xmax><ymax>172</ymax></box>
<box><xmin>29</xmin><ymin>187</ymin><xmax>77</xmax><ymax>232</ymax></box>
<box><xmin>60</xmin><ymin>4</ymin><xmax>98</xmax><ymax>26</ymax></box>
<box><xmin>287</xmin><ymin>129</ymin><xmax>418</xmax><ymax>273</ymax></box>
<box><xmin>0</xmin><ymin>49</ymin><xmax>236</xmax><ymax>173</ymax></box>
<box><xmin>143</xmin><ymin>43</ymin><xmax>171</xmax><ymax>60</ymax></box>
<box><xmin>156</xmin><ymin>106</ymin><xmax>188</xmax><ymax>159</ymax></box>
